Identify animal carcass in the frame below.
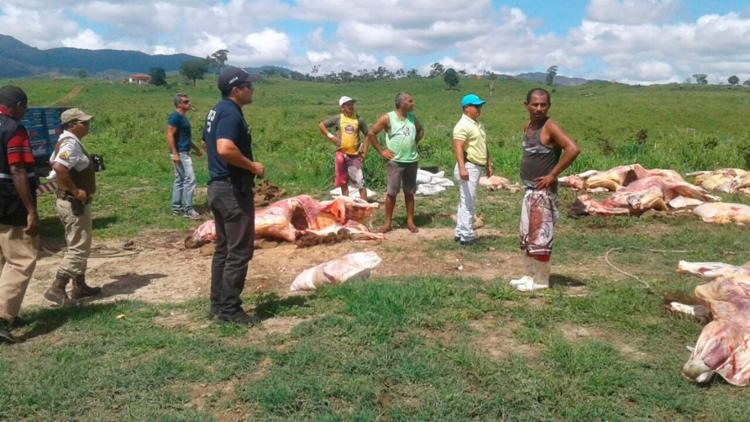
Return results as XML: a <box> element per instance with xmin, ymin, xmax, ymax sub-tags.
<box><xmin>560</xmin><ymin>164</ymin><xmax>685</xmax><ymax>192</ymax></box>
<box><xmin>678</xmin><ymin>260</ymin><xmax>750</xmax><ymax>386</ymax></box>
<box><xmin>691</xmin><ymin>169</ymin><xmax>750</xmax><ymax>195</ymax></box>
<box><xmin>693</xmin><ymin>202</ymin><xmax>750</xmax><ymax>225</ymax></box>
<box><xmin>479</xmin><ymin>175</ymin><xmax>521</xmax><ymax>192</ymax></box>
<box><xmin>570</xmin><ymin>176</ymin><xmax>718</xmax><ymax>216</ymax></box>
<box><xmin>185</xmin><ymin>195</ymin><xmax>382</xmax><ymax>248</ymax></box>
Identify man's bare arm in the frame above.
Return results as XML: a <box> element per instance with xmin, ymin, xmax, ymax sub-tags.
<box><xmin>534</xmin><ymin>120</ymin><xmax>580</xmax><ymax>189</ymax></box>
<box><xmin>414</xmin><ymin>117</ymin><xmax>424</xmax><ymax>143</ymax></box>
<box><xmin>365</xmin><ymin>114</ymin><xmax>394</xmax><ymax>160</ymax></box>
<box><xmin>10</xmin><ymin>164</ymin><xmax>38</xmax><ymax>236</ymax></box>
<box><xmin>166</xmin><ymin>125</ymin><xmax>180</xmax><ymax>162</ymax></box>
<box><xmin>216</xmin><ymin>139</ymin><xmax>265</xmax><ymax>178</ymax></box>
<box><xmin>453</xmin><ymin>139</ymin><xmax>469</xmax><ymax>180</ymax></box>
<box><xmin>317</xmin><ymin>121</ymin><xmax>339</xmax><ymax>147</ymax></box>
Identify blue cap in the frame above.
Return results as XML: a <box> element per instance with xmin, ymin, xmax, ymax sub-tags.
<box><xmin>461</xmin><ymin>93</ymin><xmax>486</xmax><ymax>108</ymax></box>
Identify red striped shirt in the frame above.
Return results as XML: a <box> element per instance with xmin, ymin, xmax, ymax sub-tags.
<box><xmin>0</xmin><ymin>105</ymin><xmax>34</xmax><ymax>167</ymax></box>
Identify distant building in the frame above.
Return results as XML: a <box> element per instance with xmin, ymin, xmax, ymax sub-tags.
<box><xmin>126</xmin><ymin>74</ymin><xmax>151</xmax><ymax>85</ymax></box>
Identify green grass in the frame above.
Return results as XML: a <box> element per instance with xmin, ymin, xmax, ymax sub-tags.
<box><xmin>4</xmin><ymin>75</ymin><xmax>749</xmax><ymax>237</ymax></box>
<box><xmin>1</xmin><ymin>76</ymin><xmax>750</xmax><ymax>419</ymax></box>
<box><xmin>3</xmin><ymin>275</ymin><xmax>750</xmax><ymax>420</ymax></box>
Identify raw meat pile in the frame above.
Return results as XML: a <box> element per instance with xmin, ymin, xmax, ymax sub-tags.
<box><xmin>479</xmin><ymin>175</ymin><xmax>521</xmax><ymax>192</ymax></box>
<box><xmin>560</xmin><ymin>164</ymin><xmax>683</xmax><ymax>192</ymax></box>
<box><xmin>678</xmin><ymin>260</ymin><xmax>750</xmax><ymax>386</ymax></box>
<box><xmin>567</xmin><ymin>164</ymin><xmax>718</xmax><ymax>216</ymax></box>
<box><xmin>689</xmin><ymin>169</ymin><xmax>750</xmax><ymax>195</ymax></box>
<box><xmin>693</xmin><ymin>202</ymin><xmax>750</xmax><ymax>224</ymax></box>
<box><xmin>185</xmin><ymin>195</ymin><xmax>382</xmax><ymax>248</ymax></box>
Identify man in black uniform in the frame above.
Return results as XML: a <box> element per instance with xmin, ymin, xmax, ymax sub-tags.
<box><xmin>203</xmin><ymin>67</ymin><xmax>265</xmax><ymax>325</ymax></box>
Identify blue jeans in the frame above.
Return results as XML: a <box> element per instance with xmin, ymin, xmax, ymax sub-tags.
<box><xmin>171</xmin><ymin>152</ymin><xmax>196</xmax><ymax>212</ymax></box>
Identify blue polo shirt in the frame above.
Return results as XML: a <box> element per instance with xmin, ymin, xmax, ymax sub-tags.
<box><xmin>203</xmin><ymin>98</ymin><xmax>254</xmax><ymax>187</ymax></box>
<box><xmin>167</xmin><ymin>111</ymin><xmax>192</xmax><ymax>152</ymax></box>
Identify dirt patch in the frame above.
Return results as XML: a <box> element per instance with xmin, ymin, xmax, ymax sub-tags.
<box><xmin>55</xmin><ymin>86</ymin><xmax>83</xmax><ymax>105</ymax></box>
<box><xmin>21</xmin><ymin>226</ymin><xmax>603</xmax><ymax>314</ymax></box>
<box><xmin>255</xmin><ymin>316</ymin><xmax>309</xmax><ymax>339</ymax></box>
<box><xmin>558</xmin><ymin>323</ymin><xmax>649</xmax><ymax>361</ymax></box>
<box><xmin>470</xmin><ymin>316</ymin><xmax>539</xmax><ymax>360</ymax></box>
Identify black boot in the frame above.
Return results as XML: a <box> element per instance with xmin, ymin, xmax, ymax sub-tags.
<box><xmin>43</xmin><ymin>271</ymin><xmax>73</xmax><ymax>305</ymax></box>
<box><xmin>70</xmin><ymin>274</ymin><xmax>101</xmax><ymax>300</ymax></box>
<box><xmin>0</xmin><ymin>318</ymin><xmax>15</xmax><ymax>344</ymax></box>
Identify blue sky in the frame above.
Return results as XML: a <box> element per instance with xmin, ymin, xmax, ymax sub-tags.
<box><xmin>2</xmin><ymin>0</ymin><xmax>749</xmax><ymax>84</ymax></box>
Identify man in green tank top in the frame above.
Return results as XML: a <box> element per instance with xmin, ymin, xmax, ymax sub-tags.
<box><xmin>366</xmin><ymin>92</ymin><xmax>424</xmax><ymax>233</ymax></box>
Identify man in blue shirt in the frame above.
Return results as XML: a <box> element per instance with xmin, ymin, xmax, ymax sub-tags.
<box><xmin>203</xmin><ymin>66</ymin><xmax>265</xmax><ymax>326</ymax></box>
<box><xmin>166</xmin><ymin>93</ymin><xmax>202</xmax><ymax>219</ymax></box>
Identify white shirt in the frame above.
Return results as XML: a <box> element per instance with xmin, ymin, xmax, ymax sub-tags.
<box><xmin>47</xmin><ymin>130</ymin><xmax>90</xmax><ymax>180</ymax></box>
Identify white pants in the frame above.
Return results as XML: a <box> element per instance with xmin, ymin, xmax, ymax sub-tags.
<box><xmin>453</xmin><ymin>162</ymin><xmax>483</xmax><ymax>241</ymax></box>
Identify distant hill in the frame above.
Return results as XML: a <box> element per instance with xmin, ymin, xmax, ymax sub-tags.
<box><xmin>514</xmin><ymin>72</ymin><xmax>591</xmax><ymax>86</ymax></box>
<box><xmin>0</xmin><ymin>34</ymin><xmax>200</xmax><ymax>78</ymax></box>
<box><xmin>1</xmin><ymin>34</ymin><xmax>599</xmax><ymax>85</ymax></box>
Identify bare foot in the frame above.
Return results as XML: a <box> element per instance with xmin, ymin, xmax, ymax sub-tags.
<box><xmin>379</xmin><ymin>225</ymin><xmax>392</xmax><ymax>233</ymax></box>
<box><xmin>407</xmin><ymin>224</ymin><xmax>419</xmax><ymax>233</ymax></box>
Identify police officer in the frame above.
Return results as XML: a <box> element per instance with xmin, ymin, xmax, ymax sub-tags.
<box><xmin>203</xmin><ymin>66</ymin><xmax>265</xmax><ymax>326</ymax></box>
<box><xmin>44</xmin><ymin>108</ymin><xmax>102</xmax><ymax>305</ymax></box>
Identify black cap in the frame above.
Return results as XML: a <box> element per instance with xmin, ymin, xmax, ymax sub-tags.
<box><xmin>218</xmin><ymin>66</ymin><xmax>253</xmax><ymax>92</ymax></box>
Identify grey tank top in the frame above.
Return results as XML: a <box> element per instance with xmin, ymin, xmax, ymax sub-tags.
<box><xmin>520</xmin><ymin>119</ymin><xmax>561</xmax><ymax>190</ymax></box>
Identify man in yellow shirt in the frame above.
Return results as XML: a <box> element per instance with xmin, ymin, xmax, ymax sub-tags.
<box><xmin>318</xmin><ymin>96</ymin><xmax>369</xmax><ymax>201</ymax></box>
<box><xmin>453</xmin><ymin>94</ymin><xmax>492</xmax><ymax>245</ymax></box>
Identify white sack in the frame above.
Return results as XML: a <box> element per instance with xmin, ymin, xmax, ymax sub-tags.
<box><xmin>330</xmin><ymin>186</ymin><xmax>378</xmax><ymax>201</ymax></box>
<box><xmin>290</xmin><ymin>251</ymin><xmax>382</xmax><ymax>291</ymax></box>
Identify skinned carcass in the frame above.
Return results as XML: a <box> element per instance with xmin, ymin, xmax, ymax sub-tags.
<box><xmin>693</xmin><ymin>202</ymin><xmax>750</xmax><ymax>225</ymax></box>
<box><xmin>571</xmin><ymin>176</ymin><xmax>718</xmax><ymax>216</ymax></box>
<box><xmin>678</xmin><ymin>260</ymin><xmax>750</xmax><ymax>386</ymax></box>
<box><xmin>690</xmin><ymin>169</ymin><xmax>750</xmax><ymax>195</ymax></box>
<box><xmin>560</xmin><ymin>164</ymin><xmax>685</xmax><ymax>192</ymax></box>
<box><xmin>185</xmin><ymin>195</ymin><xmax>382</xmax><ymax>248</ymax></box>
<box><xmin>479</xmin><ymin>175</ymin><xmax>521</xmax><ymax>192</ymax></box>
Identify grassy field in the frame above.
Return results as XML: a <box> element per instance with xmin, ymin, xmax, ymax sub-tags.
<box><xmin>1</xmin><ymin>75</ymin><xmax>750</xmax><ymax>420</ymax></box>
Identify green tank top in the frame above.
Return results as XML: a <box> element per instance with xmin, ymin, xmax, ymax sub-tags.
<box><xmin>385</xmin><ymin>111</ymin><xmax>418</xmax><ymax>163</ymax></box>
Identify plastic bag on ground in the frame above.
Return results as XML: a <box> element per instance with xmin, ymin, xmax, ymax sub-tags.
<box><xmin>329</xmin><ymin>186</ymin><xmax>378</xmax><ymax>201</ymax></box>
<box><xmin>416</xmin><ymin>184</ymin><xmax>446</xmax><ymax>196</ymax></box>
<box><xmin>290</xmin><ymin>251</ymin><xmax>382</xmax><ymax>291</ymax></box>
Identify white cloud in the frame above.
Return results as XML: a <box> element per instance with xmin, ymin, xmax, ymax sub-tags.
<box><xmin>0</xmin><ymin>4</ymin><xmax>80</xmax><ymax>48</ymax></box>
<box><xmin>586</xmin><ymin>0</ymin><xmax>678</xmax><ymax>24</ymax></box>
<box><xmin>383</xmin><ymin>55</ymin><xmax>403</xmax><ymax>71</ymax></box>
<box><xmin>61</xmin><ymin>29</ymin><xmax>107</xmax><ymax>50</ymax></box>
<box><xmin>236</xmin><ymin>28</ymin><xmax>290</xmax><ymax>65</ymax></box>
<box><xmin>2</xmin><ymin>1</ymin><xmax>750</xmax><ymax>84</ymax></box>
<box><xmin>292</xmin><ymin>0</ymin><xmax>490</xmax><ymax>25</ymax></box>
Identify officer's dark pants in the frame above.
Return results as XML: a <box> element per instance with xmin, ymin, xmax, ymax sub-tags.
<box><xmin>207</xmin><ymin>179</ymin><xmax>254</xmax><ymax>317</ymax></box>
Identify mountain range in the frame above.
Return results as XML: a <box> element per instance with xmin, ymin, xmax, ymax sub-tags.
<box><xmin>0</xmin><ymin>34</ymin><xmax>592</xmax><ymax>85</ymax></box>
<box><xmin>0</xmin><ymin>34</ymin><xmax>199</xmax><ymax>78</ymax></box>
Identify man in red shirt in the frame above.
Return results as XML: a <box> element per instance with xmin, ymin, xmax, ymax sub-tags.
<box><xmin>0</xmin><ymin>85</ymin><xmax>39</xmax><ymax>343</ymax></box>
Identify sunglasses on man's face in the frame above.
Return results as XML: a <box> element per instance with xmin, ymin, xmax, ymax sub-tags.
<box><xmin>180</xmin><ymin>99</ymin><xmax>191</xmax><ymax>104</ymax></box>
